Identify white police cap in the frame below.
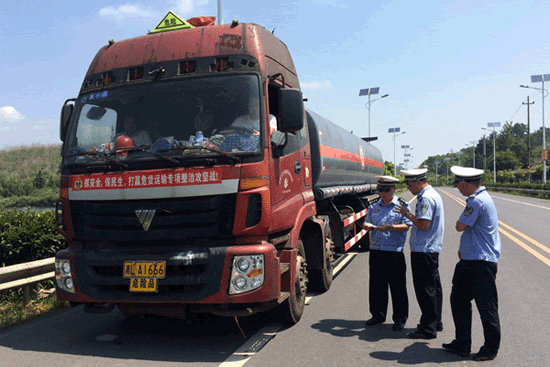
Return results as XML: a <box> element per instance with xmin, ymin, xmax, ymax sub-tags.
<box><xmin>450</xmin><ymin>166</ymin><xmax>484</xmax><ymax>183</ymax></box>
<box><xmin>401</xmin><ymin>168</ymin><xmax>428</xmax><ymax>182</ymax></box>
<box><xmin>375</xmin><ymin>175</ymin><xmax>399</xmax><ymax>187</ymax></box>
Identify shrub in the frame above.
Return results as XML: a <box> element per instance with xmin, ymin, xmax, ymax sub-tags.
<box><xmin>0</xmin><ymin>210</ymin><xmax>66</xmax><ymax>267</ymax></box>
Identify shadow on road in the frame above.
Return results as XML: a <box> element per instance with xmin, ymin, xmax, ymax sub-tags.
<box><xmin>0</xmin><ymin>306</ymin><xmax>277</xmax><ymax>364</ymax></box>
<box><xmin>311</xmin><ymin>319</ymin><xmax>468</xmax><ymax>364</ymax></box>
<box><xmin>370</xmin><ymin>342</ymin><xmax>468</xmax><ymax>364</ymax></box>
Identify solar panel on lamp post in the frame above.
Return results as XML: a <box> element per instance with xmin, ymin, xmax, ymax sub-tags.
<box><xmin>521</xmin><ymin>73</ymin><xmax>549</xmax><ymax>184</ymax></box>
<box><xmin>359</xmin><ymin>88</ymin><xmax>388</xmax><ymax>138</ymax></box>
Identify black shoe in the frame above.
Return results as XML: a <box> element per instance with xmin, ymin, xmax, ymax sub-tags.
<box><xmin>393</xmin><ymin>322</ymin><xmax>405</xmax><ymax>331</ymax></box>
<box><xmin>442</xmin><ymin>340</ymin><xmax>470</xmax><ymax>357</ymax></box>
<box><xmin>408</xmin><ymin>330</ymin><xmax>436</xmax><ymax>339</ymax></box>
<box><xmin>473</xmin><ymin>347</ymin><xmax>497</xmax><ymax>361</ymax></box>
<box><xmin>437</xmin><ymin>322</ymin><xmax>443</xmax><ymax>332</ymax></box>
<box><xmin>365</xmin><ymin>317</ymin><xmax>384</xmax><ymax>326</ymax></box>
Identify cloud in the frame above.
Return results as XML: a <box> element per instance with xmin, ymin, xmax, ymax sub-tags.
<box><xmin>301</xmin><ymin>80</ymin><xmax>332</xmax><ymax>90</ymax></box>
<box><xmin>0</xmin><ymin>106</ymin><xmax>25</xmax><ymax>122</ymax></box>
<box><xmin>310</xmin><ymin>0</ymin><xmax>350</xmax><ymax>8</ymax></box>
<box><xmin>99</xmin><ymin>4</ymin><xmax>155</xmax><ymax>20</ymax></box>
<box><xmin>98</xmin><ymin>1</ymin><xmax>207</xmax><ymax>21</ymax></box>
<box><xmin>171</xmin><ymin>0</ymin><xmax>194</xmax><ymax>14</ymax></box>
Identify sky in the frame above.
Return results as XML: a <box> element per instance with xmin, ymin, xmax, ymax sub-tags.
<box><xmin>1</xmin><ymin>0</ymin><xmax>549</xmax><ymax>169</ymax></box>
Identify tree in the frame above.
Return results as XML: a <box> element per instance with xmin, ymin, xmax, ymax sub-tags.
<box><xmin>384</xmin><ymin>161</ymin><xmax>395</xmax><ymax>176</ymax></box>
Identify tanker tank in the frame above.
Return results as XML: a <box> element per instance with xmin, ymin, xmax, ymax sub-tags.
<box><xmin>305</xmin><ymin>109</ymin><xmax>384</xmax><ymax>200</ymax></box>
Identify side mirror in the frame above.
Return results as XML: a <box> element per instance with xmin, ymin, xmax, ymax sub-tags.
<box><xmin>278</xmin><ymin>88</ymin><xmax>304</xmax><ymax>132</ymax></box>
<box><xmin>60</xmin><ymin>98</ymin><xmax>76</xmax><ymax>142</ymax></box>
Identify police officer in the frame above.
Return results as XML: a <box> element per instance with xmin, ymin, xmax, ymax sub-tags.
<box><xmin>397</xmin><ymin>168</ymin><xmax>444</xmax><ymax>339</ymax></box>
<box><xmin>362</xmin><ymin>176</ymin><xmax>413</xmax><ymax>331</ymax></box>
<box><xmin>443</xmin><ymin>166</ymin><xmax>501</xmax><ymax>361</ymax></box>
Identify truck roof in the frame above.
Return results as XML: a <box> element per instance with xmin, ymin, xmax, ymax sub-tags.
<box><xmin>83</xmin><ymin>21</ymin><xmax>300</xmax><ymax>92</ymax></box>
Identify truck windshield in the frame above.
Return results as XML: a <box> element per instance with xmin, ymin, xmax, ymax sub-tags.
<box><xmin>62</xmin><ymin>74</ymin><xmax>262</xmax><ymax>167</ymax></box>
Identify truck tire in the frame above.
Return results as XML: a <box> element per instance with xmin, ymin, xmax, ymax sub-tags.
<box><xmin>280</xmin><ymin>239</ymin><xmax>308</xmax><ymax>325</ymax></box>
<box><xmin>309</xmin><ymin>226</ymin><xmax>334</xmax><ymax>293</ymax></box>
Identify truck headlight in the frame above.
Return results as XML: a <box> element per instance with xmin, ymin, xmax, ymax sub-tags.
<box><xmin>229</xmin><ymin>255</ymin><xmax>264</xmax><ymax>295</ymax></box>
<box><xmin>55</xmin><ymin>259</ymin><xmax>75</xmax><ymax>293</ymax></box>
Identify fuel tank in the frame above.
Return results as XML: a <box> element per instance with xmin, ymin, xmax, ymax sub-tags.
<box><xmin>306</xmin><ymin>109</ymin><xmax>384</xmax><ymax>190</ymax></box>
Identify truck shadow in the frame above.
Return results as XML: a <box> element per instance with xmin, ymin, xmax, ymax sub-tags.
<box><xmin>0</xmin><ymin>305</ymin><xmax>277</xmax><ymax>364</ymax></box>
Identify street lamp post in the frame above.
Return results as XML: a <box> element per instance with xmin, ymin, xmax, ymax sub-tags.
<box><xmin>521</xmin><ymin>73</ymin><xmax>549</xmax><ymax>184</ymax></box>
<box><xmin>388</xmin><ymin>128</ymin><xmax>405</xmax><ymax>173</ymax></box>
<box><xmin>482</xmin><ymin>122</ymin><xmax>501</xmax><ymax>183</ymax></box>
<box><xmin>470</xmin><ymin>140</ymin><xmax>477</xmax><ymax>168</ymax></box>
<box><xmin>482</xmin><ymin>134</ymin><xmax>487</xmax><ymax>170</ymax></box>
<box><xmin>401</xmin><ymin>145</ymin><xmax>413</xmax><ymax>169</ymax></box>
<box><xmin>523</xmin><ymin>96</ymin><xmax>535</xmax><ymax>183</ymax></box>
<box><xmin>444</xmin><ymin>157</ymin><xmax>450</xmax><ymax>185</ymax></box>
<box><xmin>435</xmin><ymin>160</ymin><xmax>440</xmax><ymax>185</ymax></box>
<box><xmin>359</xmin><ymin>87</ymin><xmax>389</xmax><ymax>137</ymax></box>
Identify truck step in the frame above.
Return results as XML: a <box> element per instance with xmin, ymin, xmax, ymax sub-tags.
<box><xmin>278</xmin><ymin>291</ymin><xmax>290</xmax><ymax>303</ymax></box>
<box><xmin>279</xmin><ymin>263</ymin><xmax>290</xmax><ymax>274</ymax></box>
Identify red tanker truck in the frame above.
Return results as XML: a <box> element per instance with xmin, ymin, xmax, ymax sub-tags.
<box><xmin>54</xmin><ymin>12</ymin><xmax>384</xmax><ymax>324</ymax></box>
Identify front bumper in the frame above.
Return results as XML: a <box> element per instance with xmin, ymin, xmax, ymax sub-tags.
<box><xmin>55</xmin><ymin>242</ymin><xmax>280</xmax><ymax>305</ymax></box>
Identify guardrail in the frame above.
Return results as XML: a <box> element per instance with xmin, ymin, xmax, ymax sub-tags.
<box><xmin>0</xmin><ymin>257</ymin><xmax>55</xmax><ymax>303</ymax></box>
<box><xmin>488</xmin><ymin>186</ymin><xmax>550</xmax><ymax>195</ymax></box>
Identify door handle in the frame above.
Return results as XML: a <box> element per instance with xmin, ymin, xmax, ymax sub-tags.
<box><xmin>294</xmin><ymin>161</ymin><xmax>302</xmax><ymax>174</ymax></box>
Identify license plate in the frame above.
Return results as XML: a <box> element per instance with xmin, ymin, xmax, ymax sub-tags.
<box><xmin>129</xmin><ymin>278</ymin><xmax>159</xmax><ymax>292</ymax></box>
<box><xmin>123</xmin><ymin>261</ymin><xmax>166</xmax><ymax>279</ymax></box>
<box><xmin>123</xmin><ymin>261</ymin><xmax>166</xmax><ymax>293</ymax></box>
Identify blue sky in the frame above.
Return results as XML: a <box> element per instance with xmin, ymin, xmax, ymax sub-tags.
<box><xmin>1</xmin><ymin>0</ymin><xmax>549</xmax><ymax>169</ymax></box>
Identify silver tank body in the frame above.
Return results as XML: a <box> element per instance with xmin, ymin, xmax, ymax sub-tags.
<box><xmin>306</xmin><ymin>109</ymin><xmax>384</xmax><ymax>190</ymax></box>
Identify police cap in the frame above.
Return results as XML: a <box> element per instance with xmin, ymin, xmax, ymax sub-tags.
<box><xmin>376</xmin><ymin>175</ymin><xmax>399</xmax><ymax>189</ymax></box>
<box><xmin>401</xmin><ymin>168</ymin><xmax>428</xmax><ymax>182</ymax></box>
<box><xmin>451</xmin><ymin>166</ymin><xmax>484</xmax><ymax>184</ymax></box>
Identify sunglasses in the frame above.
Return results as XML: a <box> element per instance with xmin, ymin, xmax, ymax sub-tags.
<box><xmin>377</xmin><ymin>187</ymin><xmax>392</xmax><ymax>192</ymax></box>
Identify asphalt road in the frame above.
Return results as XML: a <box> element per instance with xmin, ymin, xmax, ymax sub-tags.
<box><xmin>1</xmin><ymin>188</ymin><xmax>549</xmax><ymax>367</ymax></box>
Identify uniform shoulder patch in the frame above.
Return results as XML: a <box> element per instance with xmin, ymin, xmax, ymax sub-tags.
<box><xmin>463</xmin><ymin>206</ymin><xmax>474</xmax><ymax>216</ymax></box>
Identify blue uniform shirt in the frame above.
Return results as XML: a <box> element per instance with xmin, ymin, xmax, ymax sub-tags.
<box><xmin>409</xmin><ymin>185</ymin><xmax>445</xmax><ymax>253</ymax></box>
<box><xmin>458</xmin><ymin>186</ymin><xmax>501</xmax><ymax>263</ymax></box>
<box><xmin>366</xmin><ymin>196</ymin><xmax>413</xmax><ymax>252</ymax></box>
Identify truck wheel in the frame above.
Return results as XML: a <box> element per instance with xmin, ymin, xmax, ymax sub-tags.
<box><xmin>280</xmin><ymin>239</ymin><xmax>308</xmax><ymax>325</ymax></box>
<box><xmin>309</xmin><ymin>226</ymin><xmax>334</xmax><ymax>293</ymax></box>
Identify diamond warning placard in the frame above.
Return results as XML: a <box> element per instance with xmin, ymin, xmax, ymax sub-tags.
<box><xmin>150</xmin><ymin>11</ymin><xmax>194</xmax><ymax>34</ymax></box>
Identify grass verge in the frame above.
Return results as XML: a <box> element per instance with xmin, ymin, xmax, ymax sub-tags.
<box><xmin>0</xmin><ymin>288</ymin><xmax>71</xmax><ymax>331</ymax></box>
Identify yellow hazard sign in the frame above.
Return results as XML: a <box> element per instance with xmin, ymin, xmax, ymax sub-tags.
<box><xmin>149</xmin><ymin>11</ymin><xmax>194</xmax><ymax>34</ymax></box>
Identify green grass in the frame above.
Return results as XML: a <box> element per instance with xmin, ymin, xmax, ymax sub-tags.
<box><xmin>0</xmin><ymin>287</ymin><xmax>70</xmax><ymax>331</ymax></box>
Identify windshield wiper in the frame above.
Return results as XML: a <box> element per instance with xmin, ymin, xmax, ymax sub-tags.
<box><xmin>125</xmin><ymin>147</ymin><xmax>182</xmax><ymax>165</ymax></box>
<box><xmin>170</xmin><ymin>146</ymin><xmax>240</xmax><ymax>164</ymax></box>
<box><xmin>66</xmin><ymin>150</ymin><xmax>128</xmax><ymax>170</ymax></box>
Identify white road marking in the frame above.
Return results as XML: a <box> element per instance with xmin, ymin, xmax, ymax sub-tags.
<box><xmin>490</xmin><ymin>194</ymin><xmax>550</xmax><ymax>211</ymax></box>
<box><xmin>219</xmin><ymin>252</ymin><xmax>358</xmax><ymax>367</ymax></box>
<box><xmin>218</xmin><ymin>324</ymin><xmax>281</xmax><ymax>367</ymax></box>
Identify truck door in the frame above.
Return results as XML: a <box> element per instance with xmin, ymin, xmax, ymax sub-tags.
<box><xmin>268</xmin><ymin>84</ymin><xmax>311</xmax><ymax>229</ymax></box>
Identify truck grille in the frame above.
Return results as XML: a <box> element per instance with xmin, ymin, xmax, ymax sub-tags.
<box><xmin>69</xmin><ymin>194</ymin><xmax>236</xmax><ymax>241</ymax></box>
<box><xmin>74</xmin><ymin>247</ymin><xmax>227</xmax><ymax>301</ymax></box>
